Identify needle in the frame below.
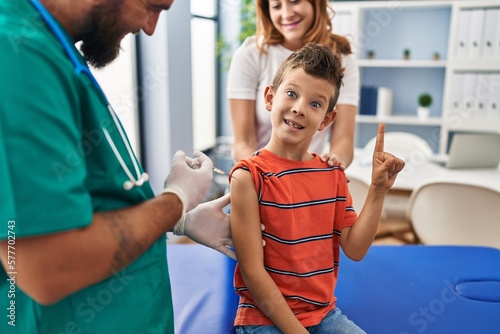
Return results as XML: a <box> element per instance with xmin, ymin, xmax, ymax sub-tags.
<box><xmin>190</xmin><ymin>158</ymin><xmax>236</xmax><ymax>179</ymax></box>
<box><xmin>212</xmin><ymin>167</ymin><xmax>237</xmax><ymax>179</ymax></box>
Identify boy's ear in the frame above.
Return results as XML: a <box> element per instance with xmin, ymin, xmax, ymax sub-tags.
<box><xmin>318</xmin><ymin>108</ymin><xmax>337</xmax><ymax>131</ymax></box>
<box><xmin>264</xmin><ymin>85</ymin><xmax>274</xmax><ymax>111</ymax></box>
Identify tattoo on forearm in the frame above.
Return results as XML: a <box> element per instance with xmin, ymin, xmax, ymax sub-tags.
<box><xmin>104</xmin><ymin>212</ymin><xmax>147</xmax><ymax>271</ymax></box>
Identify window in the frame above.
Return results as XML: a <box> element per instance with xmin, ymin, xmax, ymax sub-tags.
<box><xmin>191</xmin><ymin>0</ymin><xmax>218</xmax><ymax>151</ymax></box>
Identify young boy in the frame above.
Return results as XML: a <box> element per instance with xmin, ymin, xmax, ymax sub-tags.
<box><xmin>229</xmin><ymin>43</ymin><xmax>405</xmax><ymax>333</ymax></box>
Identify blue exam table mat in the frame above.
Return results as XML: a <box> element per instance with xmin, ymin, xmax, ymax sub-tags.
<box><xmin>167</xmin><ymin>244</ymin><xmax>500</xmax><ymax>334</ymax></box>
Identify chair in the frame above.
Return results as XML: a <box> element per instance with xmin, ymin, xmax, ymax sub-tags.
<box><xmin>347</xmin><ymin>174</ymin><xmax>374</xmax><ymax>215</ymax></box>
<box><xmin>362</xmin><ymin>131</ymin><xmax>434</xmax><ymax>163</ymax></box>
<box><xmin>347</xmin><ymin>175</ymin><xmax>417</xmax><ymax>244</ymax></box>
<box><xmin>354</xmin><ymin>132</ymin><xmax>434</xmax><ymax>244</ymax></box>
<box><xmin>407</xmin><ymin>181</ymin><xmax>500</xmax><ymax>248</ymax></box>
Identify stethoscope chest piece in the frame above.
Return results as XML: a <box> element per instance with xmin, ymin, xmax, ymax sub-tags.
<box><xmin>123</xmin><ymin>172</ymin><xmax>150</xmax><ymax>191</ymax></box>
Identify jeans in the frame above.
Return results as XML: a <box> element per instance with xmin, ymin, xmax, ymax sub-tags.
<box><xmin>234</xmin><ymin>307</ymin><xmax>366</xmax><ymax>334</ymax></box>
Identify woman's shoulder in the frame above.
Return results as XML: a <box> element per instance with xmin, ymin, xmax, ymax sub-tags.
<box><xmin>234</xmin><ymin>36</ymin><xmax>259</xmax><ymax>54</ymax></box>
<box><xmin>230</xmin><ymin>36</ymin><xmax>287</xmax><ymax>74</ymax></box>
<box><xmin>230</xmin><ymin>36</ymin><xmax>261</xmax><ymax>65</ymax></box>
<box><xmin>234</xmin><ymin>36</ymin><xmax>285</xmax><ymax>57</ymax></box>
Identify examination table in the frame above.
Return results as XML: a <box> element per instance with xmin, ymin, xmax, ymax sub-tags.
<box><xmin>167</xmin><ymin>244</ymin><xmax>500</xmax><ymax>334</ymax></box>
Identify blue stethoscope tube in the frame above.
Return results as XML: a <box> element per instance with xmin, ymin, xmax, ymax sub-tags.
<box><xmin>29</xmin><ymin>0</ymin><xmax>149</xmax><ymax>190</ymax></box>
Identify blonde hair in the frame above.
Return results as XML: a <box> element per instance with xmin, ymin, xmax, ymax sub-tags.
<box><xmin>255</xmin><ymin>0</ymin><xmax>352</xmax><ymax>55</ymax></box>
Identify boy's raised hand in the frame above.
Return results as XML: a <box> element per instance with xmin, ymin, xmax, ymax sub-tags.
<box><xmin>371</xmin><ymin>123</ymin><xmax>406</xmax><ymax>190</ymax></box>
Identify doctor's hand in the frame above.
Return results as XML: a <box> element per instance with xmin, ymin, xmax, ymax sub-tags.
<box><xmin>177</xmin><ymin>194</ymin><xmax>236</xmax><ymax>260</ymax></box>
<box><xmin>163</xmin><ymin>150</ymin><xmax>213</xmax><ymax>214</ymax></box>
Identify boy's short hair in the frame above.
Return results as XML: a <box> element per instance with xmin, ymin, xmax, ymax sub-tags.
<box><xmin>271</xmin><ymin>42</ymin><xmax>344</xmax><ymax>112</ymax></box>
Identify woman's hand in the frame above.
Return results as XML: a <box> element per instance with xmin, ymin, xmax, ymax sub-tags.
<box><xmin>321</xmin><ymin>152</ymin><xmax>346</xmax><ymax>170</ymax></box>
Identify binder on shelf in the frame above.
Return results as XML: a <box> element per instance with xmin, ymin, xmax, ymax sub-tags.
<box><xmin>488</xmin><ymin>73</ymin><xmax>500</xmax><ymax>120</ymax></box>
<box><xmin>462</xmin><ymin>72</ymin><xmax>477</xmax><ymax>118</ymax></box>
<box><xmin>455</xmin><ymin>9</ymin><xmax>471</xmax><ymax>59</ymax></box>
<box><xmin>482</xmin><ymin>9</ymin><xmax>499</xmax><ymax>59</ymax></box>
<box><xmin>475</xmin><ymin>73</ymin><xmax>489</xmax><ymax>119</ymax></box>
<box><xmin>376</xmin><ymin>87</ymin><xmax>393</xmax><ymax>119</ymax></box>
<box><xmin>494</xmin><ymin>10</ymin><xmax>500</xmax><ymax>59</ymax></box>
<box><xmin>359</xmin><ymin>86</ymin><xmax>378</xmax><ymax>116</ymax></box>
<box><xmin>466</xmin><ymin>9</ymin><xmax>485</xmax><ymax>59</ymax></box>
<box><xmin>450</xmin><ymin>73</ymin><xmax>463</xmax><ymax>112</ymax></box>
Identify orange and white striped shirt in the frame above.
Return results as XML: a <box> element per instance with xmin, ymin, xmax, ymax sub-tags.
<box><xmin>231</xmin><ymin>149</ymin><xmax>357</xmax><ymax>327</ymax></box>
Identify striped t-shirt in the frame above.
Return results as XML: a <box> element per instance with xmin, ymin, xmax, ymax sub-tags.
<box><xmin>231</xmin><ymin>149</ymin><xmax>358</xmax><ymax>327</ymax></box>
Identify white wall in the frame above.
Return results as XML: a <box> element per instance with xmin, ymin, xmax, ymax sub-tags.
<box><xmin>219</xmin><ymin>0</ymin><xmax>242</xmax><ymax>138</ymax></box>
<box><xmin>91</xmin><ymin>35</ymin><xmax>140</xmax><ymax>158</ymax></box>
<box><xmin>138</xmin><ymin>1</ymin><xmax>194</xmax><ymax>194</ymax></box>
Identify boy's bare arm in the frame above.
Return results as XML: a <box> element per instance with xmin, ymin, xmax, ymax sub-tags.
<box><xmin>230</xmin><ymin>169</ymin><xmax>308</xmax><ymax>334</ymax></box>
<box><xmin>341</xmin><ymin>123</ymin><xmax>405</xmax><ymax>260</ymax></box>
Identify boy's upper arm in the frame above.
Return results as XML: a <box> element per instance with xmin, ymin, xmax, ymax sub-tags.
<box><xmin>340</xmin><ymin>226</ymin><xmax>352</xmax><ymax>247</ymax></box>
<box><xmin>339</xmin><ymin>176</ymin><xmax>357</xmax><ymax>248</ymax></box>
<box><xmin>230</xmin><ymin>168</ymin><xmax>265</xmax><ymax>268</ymax></box>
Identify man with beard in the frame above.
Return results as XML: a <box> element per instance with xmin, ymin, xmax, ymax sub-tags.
<box><xmin>0</xmin><ymin>0</ymin><xmax>234</xmax><ymax>333</ymax></box>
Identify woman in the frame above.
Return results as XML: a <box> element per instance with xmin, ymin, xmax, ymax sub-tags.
<box><xmin>227</xmin><ymin>0</ymin><xmax>359</xmax><ymax>169</ymax></box>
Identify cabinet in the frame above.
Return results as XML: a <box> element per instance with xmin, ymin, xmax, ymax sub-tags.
<box><xmin>331</xmin><ymin>0</ymin><xmax>500</xmax><ymax>153</ymax></box>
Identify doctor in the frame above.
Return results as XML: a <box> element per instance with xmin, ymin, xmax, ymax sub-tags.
<box><xmin>0</xmin><ymin>0</ymin><xmax>234</xmax><ymax>333</ymax></box>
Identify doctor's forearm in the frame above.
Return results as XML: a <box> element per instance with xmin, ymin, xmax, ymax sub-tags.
<box><xmin>0</xmin><ymin>193</ymin><xmax>182</xmax><ymax>305</ymax></box>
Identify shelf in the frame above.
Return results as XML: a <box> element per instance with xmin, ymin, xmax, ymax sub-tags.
<box><xmin>356</xmin><ymin>115</ymin><xmax>442</xmax><ymax>126</ymax></box>
<box><xmin>446</xmin><ymin>118</ymin><xmax>500</xmax><ymax>132</ymax></box>
<box><xmin>448</xmin><ymin>60</ymin><xmax>500</xmax><ymax>72</ymax></box>
<box><xmin>342</xmin><ymin>1</ymin><xmax>453</xmax><ymax>9</ymax></box>
<box><xmin>334</xmin><ymin>0</ymin><xmax>500</xmax><ymax>154</ymax></box>
<box><xmin>358</xmin><ymin>60</ymin><xmax>447</xmax><ymax>68</ymax></box>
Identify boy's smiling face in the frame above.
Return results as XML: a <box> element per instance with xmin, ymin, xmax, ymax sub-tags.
<box><xmin>264</xmin><ymin>68</ymin><xmax>337</xmax><ymax>149</ymax></box>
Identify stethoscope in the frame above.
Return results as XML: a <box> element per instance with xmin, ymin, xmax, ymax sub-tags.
<box><xmin>29</xmin><ymin>0</ymin><xmax>149</xmax><ymax>191</ymax></box>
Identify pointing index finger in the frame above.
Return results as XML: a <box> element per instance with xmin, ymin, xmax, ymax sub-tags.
<box><xmin>374</xmin><ymin>123</ymin><xmax>385</xmax><ymax>156</ymax></box>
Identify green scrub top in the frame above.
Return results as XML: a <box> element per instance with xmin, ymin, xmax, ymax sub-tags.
<box><xmin>0</xmin><ymin>0</ymin><xmax>174</xmax><ymax>332</ymax></box>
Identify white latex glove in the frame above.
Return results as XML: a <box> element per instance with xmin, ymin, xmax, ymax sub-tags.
<box><xmin>163</xmin><ymin>150</ymin><xmax>213</xmax><ymax>215</ymax></box>
<box><xmin>173</xmin><ymin>194</ymin><xmax>236</xmax><ymax>260</ymax></box>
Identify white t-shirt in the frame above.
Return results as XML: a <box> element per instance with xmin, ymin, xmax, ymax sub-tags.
<box><xmin>227</xmin><ymin>36</ymin><xmax>360</xmax><ymax>154</ymax></box>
